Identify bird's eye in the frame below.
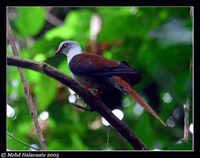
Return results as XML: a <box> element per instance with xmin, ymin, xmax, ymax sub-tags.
<box><xmin>63</xmin><ymin>44</ymin><xmax>67</xmax><ymax>47</ymax></box>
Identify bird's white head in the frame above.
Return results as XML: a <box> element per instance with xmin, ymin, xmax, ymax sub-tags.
<box><xmin>55</xmin><ymin>40</ymin><xmax>82</xmax><ymax>63</ymax></box>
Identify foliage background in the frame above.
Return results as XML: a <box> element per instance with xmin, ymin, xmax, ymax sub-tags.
<box><xmin>7</xmin><ymin>7</ymin><xmax>193</xmax><ymax>150</ymax></box>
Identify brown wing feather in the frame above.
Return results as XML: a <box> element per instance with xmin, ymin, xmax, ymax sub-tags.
<box><xmin>69</xmin><ymin>54</ymin><xmax>120</xmax><ymax>74</ymax></box>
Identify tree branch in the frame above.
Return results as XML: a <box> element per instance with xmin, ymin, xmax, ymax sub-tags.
<box><xmin>7</xmin><ymin>56</ymin><xmax>148</xmax><ymax>150</ymax></box>
<box><xmin>46</xmin><ymin>7</ymin><xmax>64</xmax><ymax>26</ymax></box>
<box><xmin>183</xmin><ymin>99</ymin><xmax>190</xmax><ymax>141</ymax></box>
<box><xmin>7</xmin><ymin>18</ymin><xmax>46</xmax><ymax>150</ymax></box>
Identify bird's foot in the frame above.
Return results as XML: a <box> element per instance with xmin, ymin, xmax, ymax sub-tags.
<box><xmin>84</xmin><ymin>85</ymin><xmax>100</xmax><ymax>97</ymax></box>
<box><xmin>85</xmin><ymin>85</ymin><xmax>92</xmax><ymax>91</ymax></box>
<box><xmin>92</xmin><ymin>89</ymin><xmax>101</xmax><ymax>97</ymax></box>
<box><xmin>71</xmin><ymin>103</ymin><xmax>95</xmax><ymax>112</ymax></box>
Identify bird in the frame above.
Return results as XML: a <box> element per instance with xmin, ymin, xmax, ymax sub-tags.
<box><xmin>54</xmin><ymin>40</ymin><xmax>167</xmax><ymax>126</ymax></box>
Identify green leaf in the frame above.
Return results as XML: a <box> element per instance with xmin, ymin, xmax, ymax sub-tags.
<box><xmin>13</xmin><ymin>7</ymin><xmax>46</xmax><ymax>38</ymax></box>
<box><xmin>133</xmin><ymin>113</ymin><xmax>157</xmax><ymax>148</ymax></box>
<box><xmin>98</xmin><ymin>7</ymin><xmax>157</xmax><ymax>42</ymax></box>
<box><xmin>33</xmin><ymin>75</ymin><xmax>57</xmax><ymax>111</ymax></box>
<box><xmin>70</xmin><ymin>133</ymin><xmax>88</xmax><ymax>150</ymax></box>
<box><xmin>45</xmin><ymin>9</ymin><xmax>91</xmax><ymax>46</ymax></box>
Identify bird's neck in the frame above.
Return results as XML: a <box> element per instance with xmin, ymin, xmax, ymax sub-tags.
<box><xmin>67</xmin><ymin>47</ymin><xmax>82</xmax><ymax>63</ymax></box>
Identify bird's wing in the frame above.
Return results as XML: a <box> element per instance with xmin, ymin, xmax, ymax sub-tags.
<box><xmin>69</xmin><ymin>54</ymin><xmax>140</xmax><ymax>77</ymax></box>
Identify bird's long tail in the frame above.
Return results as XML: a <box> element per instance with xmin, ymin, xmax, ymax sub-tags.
<box><xmin>112</xmin><ymin>76</ymin><xmax>167</xmax><ymax>126</ymax></box>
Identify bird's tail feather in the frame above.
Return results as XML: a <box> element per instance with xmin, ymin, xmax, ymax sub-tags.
<box><xmin>112</xmin><ymin>76</ymin><xmax>167</xmax><ymax>126</ymax></box>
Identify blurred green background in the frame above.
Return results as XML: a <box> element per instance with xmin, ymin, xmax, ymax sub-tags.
<box><xmin>7</xmin><ymin>7</ymin><xmax>193</xmax><ymax>150</ymax></box>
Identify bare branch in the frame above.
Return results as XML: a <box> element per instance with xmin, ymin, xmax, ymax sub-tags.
<box><xmin>183</xmin><ymin>99</ymin><xmax>190</xmax><ymax>141</ymax></box>
<box><xmin>183</xmin><ymin>58</ymin><xmax>192</xmax><ymax>141</ymax></box>
<box><xmin>46</xmin><ymin>7</ymin><xmax>64</xmax><ymax>26</ymax></box>
<box><xmin>7</xmin><ymin>18</ymin><xmax>46</xmax><ymax>150</ymax></box>
<box><xmin>7</xmin><ymin>56</ymin><xmax>148</xmax><ymax>150</ymax></box>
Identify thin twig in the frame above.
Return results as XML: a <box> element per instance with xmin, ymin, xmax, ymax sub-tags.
<box><xmin>46</xmin><ymin>7</ymin><xmax>64</xmax><ymax>26</ymax></box>
<box><xmin>7</xmin><ymin>56</ymin><xmax>148</xmax><ymax>150</ymax></box>
<box><xmin>7</xmin><ymin>18</ymin><xmax>46</xmax><ymax>150</ymax></box>
<box><xmin>183</xmin><ymin>99</ymin><xmax>190</xmax><ymax>141</ymax></box>
<box><xmin>183</xmin><ymin>57</ymin><xmax>192</xmax><ymax>141</ymax></box>
<box><xmin>7</xmin><ymin>132</ymin><xmax>40</xmax><ymax>150</ymax></box>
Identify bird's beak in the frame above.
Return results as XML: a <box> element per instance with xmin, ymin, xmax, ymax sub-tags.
<box><xmin>54</xmin><ymin>48</ymin><xmax>62</xmax><ymax>56</ymax></box>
